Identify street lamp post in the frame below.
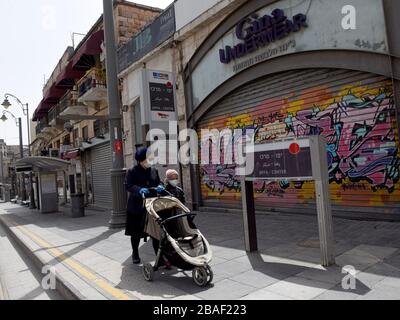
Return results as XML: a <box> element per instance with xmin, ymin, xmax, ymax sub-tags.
<box><xmin>1</xmin><ymin>111</ymin><xmax>25</xmax><ymax>201</ymax></box>
<box><xmin>103</xmin><ymin>0</ymin><xmax>127</xmax><ymax>228</ymax></box>
<box><xmin>2</xmin><ymin>94</ymin><xmax>36</xmax><ymax>209</ymax></box>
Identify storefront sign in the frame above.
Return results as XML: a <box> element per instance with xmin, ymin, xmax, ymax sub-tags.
<box><xmin>189</xmin><ymin>0</ymin><xmax>387</xmax><ymax>111</ymax></box>
<box><xmin>220</xmin><ymin>9</ymin><xmax>308</xmax><ymax>64</ymax></box>
<box><xmin>141</xmin><ymin>69</ymin><xmax>177</xmax><ymax>131</ymax></box>
<box><xmin>246</xmin><ymin>139</ymin><xmax>313</xmax><ymax>180</ymax></box>
<box><xmin>118</xmin><ymin>5</ymin><xmax>176</xmax><ymax>73</ymax></box>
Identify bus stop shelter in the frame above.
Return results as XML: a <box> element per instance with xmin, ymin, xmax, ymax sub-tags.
<box><xmin>16</xmin><ymin>157</ymin><xmax>70</xmax><ymax>214</ymax></box>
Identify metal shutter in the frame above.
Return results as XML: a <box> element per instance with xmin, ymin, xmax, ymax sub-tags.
<box><xmin>197</xmin><ymin>68</ymin><xmax>399</xmax><ymax>216</ymax></box>
<box><xmin>91</xmin><ymin>143</ymin><xmax>112</xmax><ymax>208</ymax></box>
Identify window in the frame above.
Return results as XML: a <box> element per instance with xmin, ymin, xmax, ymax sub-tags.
<box><xmin>82</xmin><ymin>126</ymin><xmax>89</xmax><ymax>142</ymax></box>
<box><xmin>73</xmin><ymin>128</ymin><xmax>79</xmax><ymax>141</ymax></box>
<box><xmin>63</xmin><ymin>135</ymin><xmax>71</xmax><ymax>146</ymax></box>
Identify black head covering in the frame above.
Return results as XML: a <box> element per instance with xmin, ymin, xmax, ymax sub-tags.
<box><xmin>135</xmin><ymin>147</ymin><xmax>148</xmax><ymax>163</ymax></box>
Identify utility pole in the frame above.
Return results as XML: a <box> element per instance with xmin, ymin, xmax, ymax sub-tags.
<box><xmin>18</xmin><ymin>118</ymin><xmax>27</xmax><ymax>202</ymax></box>
<box><xmin>103</xmin><ymin>0</ymin><xmax>127</xmax><ymax>228</ymax></box>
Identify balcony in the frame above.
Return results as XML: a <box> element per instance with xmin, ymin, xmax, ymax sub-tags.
<box><xmin>48</xmin><ymin>105</ymin><xmax>66</xmax><ymax>128</ymax></box>
<box><xmin>77</xmin><ymin>68</ymin><xmax>107</xmax><ymax>103</ymax></box>
<box><xmin>59</xmin><ymin>90</ymin><xmax>88</xmax><ymax>117</ymax></box>
<box><xmin>35</xmin><ymin>120</ymin><xmax>50</xmax><ymax>136</ymax></box>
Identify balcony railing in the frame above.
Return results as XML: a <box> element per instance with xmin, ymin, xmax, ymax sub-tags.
<box><xmin>59</xmin><ymin>90</ymin><xmax>80</xmax><ymax>113</ymax></box>
<box><xmin>77</xmin><ymin>68</ymin><xmax>107</xmax><ymax>102</ymax></box>
<box><xmin>48</xmin><ymin>104</ymin><xmax>66</xmax><ymax>127</ymax></box>
<box><xmin>35</xmin><ymin>120</ymin><xmax>50</xmax><ymax>135</ymax></box>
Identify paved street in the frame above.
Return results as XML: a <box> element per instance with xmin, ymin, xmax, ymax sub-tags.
<box><xmin>0</xmin><ymin>217</ymin><xmax>62</xmax><ymax>300</ymax></box>
<box><xmin>0</xmin><ymin>202</ymin><xmax>399</xmax><ymax>300</ymax></box>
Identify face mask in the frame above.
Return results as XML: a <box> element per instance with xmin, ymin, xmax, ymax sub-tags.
<box><xmin>141</xmin><ymin>160</ymin><xmax>152</xmax><ymax>169</ymax></box>
<box><xmin>169</xmin><ymin>180</ymin><xmax>179</xmax><ymax>187</ymax></box>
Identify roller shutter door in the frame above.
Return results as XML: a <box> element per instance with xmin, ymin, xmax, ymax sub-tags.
<box><xmin>91</xmin><ymin>143</ymin><xmax>112</xmax><ymax>208</ymax></box>
<box><xmin>197</xmin><ymin>68</ymin><xmax>400</xmax><ymax>216</ymax></box>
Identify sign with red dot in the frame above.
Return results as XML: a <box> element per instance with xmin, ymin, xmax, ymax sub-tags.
<box><xmin>289</xmin><ymin>142</ymin><xmax>301</xmax><ymax>155</ymax></box>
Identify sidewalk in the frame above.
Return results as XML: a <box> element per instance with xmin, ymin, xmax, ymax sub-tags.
<box><xmin>0</xmin><ymin>202</ymin><xmax>400</xmax><ymax>300</ymax></box>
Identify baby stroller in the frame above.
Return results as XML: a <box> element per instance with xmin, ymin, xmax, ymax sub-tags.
<box><xmin>142</xmin><ymin>188</ymin><xmax>213</xmax><ymax>287</ymax></box>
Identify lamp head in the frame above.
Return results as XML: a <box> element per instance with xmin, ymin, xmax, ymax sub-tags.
<box><xmin>1</xmin><ymin>98</ymin><xmax>11</xmax><ymax>109</ymax></box>
<box><xmin>1</xmin><ymin>114</ymin><xmax>8</xmax><ymax>122</ymax></box>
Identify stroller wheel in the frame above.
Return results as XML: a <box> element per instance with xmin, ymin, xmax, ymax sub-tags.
<box><xmin>206</xmin><ymin>265</ymin><xmax>214</xmax><ymax>285</ymax></box>
<box><xmin>192</xmin><ymin>267</ymin><xmax>209</xmax><ymax>287</ymax></box>
<box><xmin>143</xmin><ymin>263</ymin><xmax>155</xmax><ymax>282</ymax></box>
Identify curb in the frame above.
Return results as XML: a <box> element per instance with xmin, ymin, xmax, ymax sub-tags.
<box><xmin>0</xmin><ymin>215</ymin><xmax>84</xmax><ymax>300</ymax></box>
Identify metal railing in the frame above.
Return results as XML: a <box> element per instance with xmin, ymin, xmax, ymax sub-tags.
<box><xmin>59</xmin><ymin>90</ymin><xmax>80</xmax><ymax>112</ymax></box>
<box><xmin>35</xmin><ymin>119</ymin><xmax>50</xmax><ymax>135</ymax></box>
<box><xmin>77</xmin><ymin>68</ymin><xmax>107</xmax><ymax>98</ymax></box>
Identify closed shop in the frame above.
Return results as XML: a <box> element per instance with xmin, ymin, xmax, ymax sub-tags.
<box><xmin>184</xmin><ymin>0</ymin><xmax>400</xmax><ymax>219</ymax></box>
<box><xmin>197</xmin><ymin>68</ymin><xmax>400</xmax><ymax>215</ymax></box>
<box><xmin>90</xmin><ymin>142</ymin><xmax>112</xmax><ymax>208</ymax></box>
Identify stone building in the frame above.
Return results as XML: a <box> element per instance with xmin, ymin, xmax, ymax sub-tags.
<box><xmin>31</xmin><ymin>1</ymin><xmax>162</xmax><ymax>209</ymax></box>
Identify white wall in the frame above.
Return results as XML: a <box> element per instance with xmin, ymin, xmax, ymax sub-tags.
<box><xmin>175</xmin><ymin>0</ymin><xmax>224</xmax><ymax>31</ymax></box>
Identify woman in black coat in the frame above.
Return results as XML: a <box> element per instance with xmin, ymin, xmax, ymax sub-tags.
<box><xmin>125</xmin><ymin>147</ymin><xmax>163</xmax><ymax>264</ymax></box>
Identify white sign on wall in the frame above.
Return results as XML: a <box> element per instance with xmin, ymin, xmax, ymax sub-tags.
<box><xmin>190</xmin><ymin>0</ymin><xmax>388</xmax><ymax>109</ymax></box>
<box><xmin>141</xmin><ymin>69</ymin><xmax>177</xmax><ymax>132</ymax></box>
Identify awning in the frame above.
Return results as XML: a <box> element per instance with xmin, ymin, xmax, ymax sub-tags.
<box><xmin>16</xmin><ymin>157</ymin><xmax>71</xmax><ymax>172</ymax></box>
<box><xmin>72</xmin><ymin>30</ymin><xmax>104</xmax><ymax>70</ymax></box>
<box><xmin>32</xmin><ymin>100</ymin><xmax>53</xmax><ymax>121</ymax></box>
<box><xmin>62</xmin><ymin>149</ymin><xmax>80</xmax><ymax>160</ymax></box>
<box><xmin>33</xmin><ymin>30</ymin><xmax>104</xmax><ymax>121</ymax></box>
<box><xmin>54</xmin><ymin>60</ymin><xmax>85</xmax><ymax>89</ymax></box>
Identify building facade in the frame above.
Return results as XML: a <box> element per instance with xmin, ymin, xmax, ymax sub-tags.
<box><xmin>31</xmin><ymin>1</ymin><xmax>162</xmax><ymax>209</ymax></box>
<box><xmin>180</xmin><ymin>0</ymin><xmax>400</xmax><ymax>220</ymax></box>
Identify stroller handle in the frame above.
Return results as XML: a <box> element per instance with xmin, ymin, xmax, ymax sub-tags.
<box><xmin>141</xmin><ymin>187</ymin><xmax>174</xmax><ymax>199</ymax></box>
<box><xmin>160</xmin><ymin>213</ymin><xmax>197</xmax><ymax>226</ymax></box>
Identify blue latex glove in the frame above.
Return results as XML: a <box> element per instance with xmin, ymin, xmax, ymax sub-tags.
<box><xmin>156</xmin><ymin>185</ymin><xmax>165</xmax><ymax>194</ymax></box>
<box><xmin>139</xmin><ymin>188</ymin><xmax>150</xmax><ymax>196</ymax></box>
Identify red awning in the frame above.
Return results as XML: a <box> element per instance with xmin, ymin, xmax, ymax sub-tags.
<box><xmin>62</xmin><ymin>150</ymin><xmax>80</xmax><ymax>160</ymax></box>
<box><xmin>72</xmin><ymin>30</ymin><xmax>104</xmax><ymax>70</ymax></box>
<box><xmin>32</xmin><ymin>100</ymin><xmax>53</xmax><ymax>121</ymax></box>
<box><xmin>54</xmin><ymin>60</ymin><xmax>85</xmax><ymax>88</ymax></box>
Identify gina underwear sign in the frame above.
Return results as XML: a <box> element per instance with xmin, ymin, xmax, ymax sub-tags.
<box><xmin>219</xmin><ymin>8</ymin><xmax>308</xmax><ymax>64</ymax></box>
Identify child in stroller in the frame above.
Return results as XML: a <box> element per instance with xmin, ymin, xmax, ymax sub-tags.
<box><xmin>142</xmin><ymin>187</ymin><xmax>213</xmax><ymax>287</ymax></box>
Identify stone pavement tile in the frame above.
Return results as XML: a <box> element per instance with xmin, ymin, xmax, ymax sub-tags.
<box><xmin>208</xmin><ymin>256</ymin><xmax>229</xmax><ymax>267</ymax></box>
<box><xmin>90</xmin><ymin>260</ymin><xmax>122</xmax><ymax>274</ymax></box>
<box><xmin>212</xmin><ymin>247</ymin><xmax>247</xmax><ymax>261</ymax></box>
<box><xmin>348</xmin><ymin>245</ymin><xmax>398</xmax><ymax>261</ymax></box>
<box><xmin>230</xmin><ymin>270</ymin><xmax>282</xmax><ymax>289</ymax></box>
<box><xmin>266</xmin><ymin>276</ymin><xmax>335</xmax><ymax>300</ymax></box>
<box><xmin>240</xmin><ymin>288</ymin><xmax>293</xmax><ymax>300</ymax></box>
<box><xmin>313</xmin><ymin>284</ymin><xmax>361</xmax><ymax>300</ymax></box>
<box><xmin>232</xmin><ymin>254</ymin><xmax>309</xmax><ymax>280</ymax></box>
<box><xmin>79</xmin><ymin>287</ymin><xmax>109</xmax><ymax>300</ymax></box>
<box><xmin>336</xmin><ymin>252</ymin><xmax>381</xmax><ymax>272</ymax></box>
<box><xmin>195</xmin><ymin>279</ymin><xmax>257</xmax><ymax>300</ymax></box>
<box><xmin>261</xmin><ymin>243</ymin><xmax>308</xmax><ymax>259</ymax></box>
<box><xmin>296</xmin><ymin>265</ymin><xmax>345</xmax><ymax>285</ymax></box>
<box><xmin>211</xmin><ymin>260</ymin><xmax>253</xmax><ymax>278</ymax></box>
<box><xmin>375</xmin><ymin>276</ymin><xmax>400</xmax><ymax>289</ymax></box>
<box><xmin>358</xmin><ymin>263</ymin><xmax>400</xmax><ymax>288</ymax></box>
<box><xmin>98</xmin><ymin>269</ymin><xmax>123</xmax><ymax>285</ymax></box>
<box><xmin>356</xmin><ymin>284</ymin><xmax>400</xmax><ymax>300</ymax></box>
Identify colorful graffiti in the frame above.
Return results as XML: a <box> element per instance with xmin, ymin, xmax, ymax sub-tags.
<box><xmin>200</xmin><ymin>79</ymin><xmax>400</xmax><ymax>209</ymax></box>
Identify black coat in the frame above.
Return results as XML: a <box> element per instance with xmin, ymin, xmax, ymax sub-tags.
<box><xmin>165</xmin><ymin>184</ymin><xmax>185</xmax><ymax>204</ymax></box>
<box><xmin>125</xmin><ymin>165</ymin><xmax>161</xmax><ymax>237</ymax></box>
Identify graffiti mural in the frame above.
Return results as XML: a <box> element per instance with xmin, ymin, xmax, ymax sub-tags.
<box><xmin>200</xmin><ymin>79</ymin><xmax>400</xmax><ymax>209</ymax></box>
